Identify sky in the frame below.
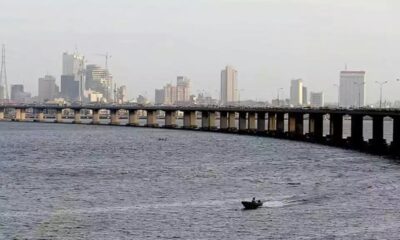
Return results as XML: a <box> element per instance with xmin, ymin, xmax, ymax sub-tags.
<box><xmin>1</xmin><ymin>0</ymin><xmax>400</xmax><ymax>104</ymax></box>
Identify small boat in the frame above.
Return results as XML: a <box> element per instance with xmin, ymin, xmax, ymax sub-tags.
<box><xmin>241</xmin><ymin>200</ymin><xmax>263</xmax><ymax>209</ymax></box>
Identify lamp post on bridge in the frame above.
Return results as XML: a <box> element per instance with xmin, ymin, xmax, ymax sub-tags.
<box><xmin>353</xmin><ymin>81</ymin><xmax>366</xmax><ymax>108</ymax></box>
<box><xmin>375</xmin><ymin>81</ymin><xmax>388</xmax><ymax>108</ymax></box>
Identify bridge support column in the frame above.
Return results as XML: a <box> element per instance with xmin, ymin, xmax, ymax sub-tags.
<box><xmin>350</xmin><ymin>114</ymin><xmax>364</xmax><ymax>148</ymax></box>
<box><xmin>276</xmin><ymin>113</ymin><xmax>285</xmax><ymax>135</ymax></box>
<box><xmin>228</xmin><ymin>112</ymin><xmax>236</xmax><ymax>130</ymax></box>
<box><xmin>201</xmin><ymin>111</ymin><xmax>216</xmax><ymax>130</ymax></box>
<box><xmin>55</xmin><ymin>109</ymin><xmax>62</xmax><ymax>123</ymax></box>
<box><xmin>288</xmin><ymin>113</ymin><xmax>303</xmax><ymax>138</ymax></box>
<box><xmin>110</xmin><ymin>109</ymin><xmax>119</xmax><ymax>125</ymax></box>
<box><xmin>248</xmin><ymin>112</ymin><xmax>256</xmax><ymax>131</ymax></box>
<box><xmin>309</xmin><ymin>113</ymin><xmax>323</xmax><ymax>140</ymax></box>
<box><xmin>183</xmin><ymin>111</ymin><xmax>197</xmax><ymax>128</ymax></box>
<box><xmin>257</xmin><ymin>112</ymin><xmax>266</xmax><ymax>132</ymax></box>
<box><xmin>268</xmin><ymin>113</ymin><xmax>276</xmax><ymax>132</ymax></box>
<box><xmin>15</xmin><ymin>108</ymin><xmax>25</xmax><ymax>121</ymax></box>
<box><xmin>73</xmin><ymin>109</ymin><xmax>81</xmax><ymax>124</ymax></box>
<box><xmin>329</xmin><ymin>114</ymin><xmax>343</xmax><ymax>145</ymax></box>
<box><xmin>165</xmin><ymin>111</ymin><xmax>176</xmax><ymax>128</ymax></box>
<box><xmin>390</xmin><ymin>116</ymin><xmax>400</xmax><ymax>155</ymax></box>
<box><xmin>0</xmin><ymin>108</ymin><xmax>4</xmax><ymax>120</ymax></box>
<box><xmin>92</xmin><ymin>109</ymin><xmax>100</xmax><ymax>124</ymax></box>
<box><xmin>128</xmin><ymin>110</ymin><xmax>139</xmax><ymax>126</ymax></box>
<box><xmin>220</xmin><ymin>112</ymin><xmax>228</xmax><ymax>130</ymax></box>
<box><xmin>369</xmin><ymin>115</ymin><xmax>387</xmax><ymax>153</ymax></box>
<box><xmin>36</xmin><ymin>109</ymin><xmax>45</xmax><ymax>122</ymax></box>
<box><xmin>239</xmin><ymin>112</ymin><xmax>247</xmax><ymax>131</ymax></box>
<box><xmin>146</xmin><ymin>110</ymin><xmax>158</xmax><ymax>127</ymax></box>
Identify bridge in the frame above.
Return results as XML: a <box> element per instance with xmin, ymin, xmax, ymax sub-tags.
<box><xmin>1</xmin><ymin>103</ymin><xmax>400</xmax><ymax>157</ymax></box>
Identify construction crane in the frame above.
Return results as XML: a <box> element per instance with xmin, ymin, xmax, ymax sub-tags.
<box><xmin>95</xmin><ymin>52</ymin><xmax>112</xmax><ymax>70</ymax></box>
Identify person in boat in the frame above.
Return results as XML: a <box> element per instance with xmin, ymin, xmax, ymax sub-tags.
<box><xmin>252</xmin><ymin>197</ymin><xmax>256</xmax><ymax>203</ymax></box>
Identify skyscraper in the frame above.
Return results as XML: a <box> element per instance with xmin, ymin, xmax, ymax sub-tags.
<box><xmin>220</xmin><ymin>65</ymin><xmax>238</xmax><ymax>105</ymax></box>
<box><xmin>339</xmin><ymin>70</ymin><xmax>366</xmax><ymax>108</ymax></box>
<box><xmin>61</xmin><ymin>75</ymin><xmax>79</xmax><ymax>101</ymax></box>
<box><xmin>290</xmin><ymin>79</ymin><xmax>303</xmax><ymax>106</ymax></box>
<box><xmin>176</xmin><ymin>76</ymin><xmax>191</xmax><ymax>103</ymax></box>
<box><xmin>62</xmin><ymin>52</ymin><xmax>85</xmax><ymax>101</ymax></box>
<box><xmin>85</xmin><ymin>64</ymin><xmax>113</xmax><ymax>102</ymax></box>
<box><xmin>155</xmin><ymin>89</ymin><xmax>165</xmax><ymax>105</ymax></box>
<box><xmin>38</xmin><ymin>75</ymin><xmax>58</xmax><ymax>102</ymax></box>
<box><xmin>310</xmin><ymin>92</ymin><xmax>324</xmax><ymax>107</ymax></box>
<box><xmin>302</xmin><ymin>86</ymin><xmax>308</xmax><ymax>106</ymax></box>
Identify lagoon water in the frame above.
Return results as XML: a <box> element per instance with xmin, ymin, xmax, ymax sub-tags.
<box><xmin>1</xmin><ymin>121</ymin><xmax>400</xmax><ymax>239</ymax></box>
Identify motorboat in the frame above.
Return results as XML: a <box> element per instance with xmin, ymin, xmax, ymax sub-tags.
<box><xmin>241</xmin><ymin>200</ymin><xmax>263</xmax><ymax>209</ymax></box>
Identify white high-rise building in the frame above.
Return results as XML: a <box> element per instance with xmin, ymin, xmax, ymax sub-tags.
<box><xmin>220</xmin><ymin>65</ymin><xmax>238</xmax><ymax>105</ymax></box>
<box><xmin>310</xmin><ymin>92</ymin><xmax>324</xmax><ymax>107</ymax></box>
<box><xmin>85</xmin><ymin>64</ymin><xmax>113</xmax><ymax>102</ymax></box>
<box><xmin>339</xmin><ymin>71</ymin><xmax>366</xmax><ymax>108</ymax></box>
<box><xmin>176</xmin><ymin>76</ymin><xmax>191</xmax><ymax>103</ymax></box>
<box><xmin>290</xmin><ymin>79</ymin><xmax>303</xmax><ymax>106</ymax></box>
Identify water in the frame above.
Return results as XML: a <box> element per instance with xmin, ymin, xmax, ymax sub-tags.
<box><xmin>1</xmin><ymin>122</ymin><xmax>400</xmax><ymax>239</ymax></box>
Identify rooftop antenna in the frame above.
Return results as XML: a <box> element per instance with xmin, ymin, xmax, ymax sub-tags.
<box><xmin>0</xmin><ymin>44</ymin><xmax>9</xmax><ymax>101</ymax></box>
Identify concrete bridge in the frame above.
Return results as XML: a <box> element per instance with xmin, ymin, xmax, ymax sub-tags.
<box><xmin>1</xmin><ymin>103</ymin><xmax>400</xmax><ymax>157</ymax></box>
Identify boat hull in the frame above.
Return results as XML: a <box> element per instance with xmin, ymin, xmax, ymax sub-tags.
<box><xmin>241</xmin><ymin>201</ymin><xmax>263</xmax><ymax>209</ymax></box>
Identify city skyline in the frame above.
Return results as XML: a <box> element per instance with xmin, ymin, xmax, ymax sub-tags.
<box><xmin>1</xmin><ymin>0</ymin><xmax>400</xmax><ymax>103</ymax></box>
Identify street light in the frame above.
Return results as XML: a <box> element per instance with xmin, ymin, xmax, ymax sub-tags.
<box><xmin>333</xmin><ymin>84</ymin><xmax>339</xmax><ymax>107</ymax></box>
<box><xmin>375</xmin><ymin>81</ymin><xmax>388</xmax><ymax>108</ymax></box>
<box><xmin>353</xmin><ymin>81</ymin><xmax>366</xmax><ymax>108</ymax></box>
<box><xmin>277</xmin><ymin>88</ymin><xmax>283</xmax><ymax>107</ymax></box>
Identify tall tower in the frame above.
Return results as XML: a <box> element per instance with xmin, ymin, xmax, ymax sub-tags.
<box><xmin>0</xmin><ymin>44</ymin><xmax>9</xmax><ymax>101</ymax></box>
<box><xmin>220</xmin><ymin>65</ymin><xmax>238</xmax><ymax>105</ymax></box>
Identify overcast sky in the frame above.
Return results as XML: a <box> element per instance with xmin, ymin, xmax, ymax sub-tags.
<box><xmin>1</xmin><ymin>0</ymin><xmax>400</xmax><ymax>103</ymax></box>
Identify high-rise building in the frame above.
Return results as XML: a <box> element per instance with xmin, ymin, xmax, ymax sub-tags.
<box><xmin>339</xmin><ymin>71</ymin><xmax>366</xmax><ymax>108</ymax></box>
<box><xmin>38</xmin><ymin>75</ymin><xmax>59</xmax><ymax>102</ymax></box>
<box><xmin>62</xmin><ymin>52</ymin><xmax>85</xmax><ymax>101</ymax></box>
<box><xmin>302</xmin><ymin>86</ymin><xmax>308</xmax><ymax>106</ymax></box>
<box><xmin>61</xmin><ymin>75</ymin><xmax>79</xmax><ymax>101</ymax></box>
<box><xmin>176</xmin><ymin>76</ymin><xmax>191</xmax><ymax>103</ymax></box>
<box><xmin>310</xmin><ymin>92</ymin><xmax>324</xmax><ymax>107</ymax></box>
<box><xmin>10</xmin><ymin>84</ymin><xmax>30</xmax><ymax>102</ymax></box>
<box><xmin>86</xmin><ymin>64</ymin><xmax>113</xmax><ymax>102</ymax></box>
<box><xmin>164</xmin><ymin>84</ymin><xmax>176</xmax><ymax>105</ymax></box>
<box><xmin>220</xmin><ymin>65</ymin><xmax>238</xmax><ymax>105</ymax></box>
<box><xmin>290</xmin><ymin>79</ymin><xmax>303</xmax><ymax>106</ymax></box>
<box><xmin>155</xmin><ymin>89</ymin><xmax>165</xmax><ymax>105</ymax></box>
<box><xmin>117</xmin><ymin>85</ymin><xmax>127</xmax><ymax>103</ymax></box>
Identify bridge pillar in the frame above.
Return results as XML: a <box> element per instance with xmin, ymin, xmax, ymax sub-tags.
<box><xmin>55</xmin><ymin>109</ymin><xmax>62</xmax><ymax>123</ymax></box>
<box><xmin>228</xmin><ymin>112</ymin><xmax>236</xmax><ymax>129</ymax></box>
<box><xmin>268</xmin><ymin>113</ymin><xmax>276</xmax><ymax>132</ymax></box>
<box><xmin>183</xmin><ymin>111</ymin><xmax>197</xmax><ymax>128</ymax></box>
<box><xmin>329</xmin><ymin>114</ymin><xmax>343</xmax><ymax>144</ymax></box>
<box><xmin>248</xmin><ymin>112</ymin><xmax>256</xmax><ymax>131</ymax></box>
<box><xmin>0</xmin><ymin>108</ymin><xmax>4</xmax><ymax>120</ymax></box>
<box><xmin>276</xmin><ymin>113</ymin><xmax>285</xmax><ymax>134</ymax></box>
<box><xmin>201</xmin><ymin>111</ymin><xmax>216</xmax><ymax>130</ymax></box>
<box><xmin>128</xmin><ymin>110</ymin><xmax>139</xmax><ymax>126</ymax></box>
<box><xmin>92</xmin><ymin>109</ymin><xmax>100</xmax><ymax>124</ymax></box>
<box><xmin>390</xmin><ymin>116</ymin><xmax>400</xmax><ymax>155</ymax></box>
<box><xmin>268</xmin><ymin>112</ymin><xmax>277</xmax><ymax>132</ymax></box>
<box><xmin>257</xmin><ymin>112</ymin><xmax>266</xmax><ymax>132</ymax></box>
<box><xmin>239</xmin><ymin>112</ymin><xmax>247</xmax><ymax>131</ymax></box>
<box><xmin>288</xmin><ymin>113</ymin><xmax>303</xmax><ymax>137</ymax></box>
<box><xmin>15</xmin><ymin>108</ymin><xmax>26</xmax><ymax>121</ymax></box>
<box><xmin>146</xmin><ymin>110</ymin><xmax>158</xmax><ymax>127</ymax></box>
<box><xmin>369</xmin><ymin>115</ymin><xmax>387</xmax><ymax>153</ymax></box>
<box><xmin>350</xmin><ymin>114</ymin><xmax>364</xmax><ymax>148</ymax></box>
<box><xmin>36</xmin><ymin>109</ymin><xmax>45</xmax><ymax>122</ymax></box>
<box><xmin>309</xmin><ymin>113</ymin><xmax>323</xmax><ymax>140</ymax></box>
<box><xmin>73</xmin><ymin>109</ymin><xmax>81</xmax><ymax>124</ymax></box>
<box><xmin>220</xmin><ymin>112</ymin><xmax>228</xmax><ymax>130</ymax></box>
<box><xmin>110</xmin><ymin>109</ymin><xmax>119</xmax><ymax>125</ymax></box>
<box><xmin>165</xmin><ymin>111</ymin><xmax>177</xmax><ymax>128</ymax></box>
